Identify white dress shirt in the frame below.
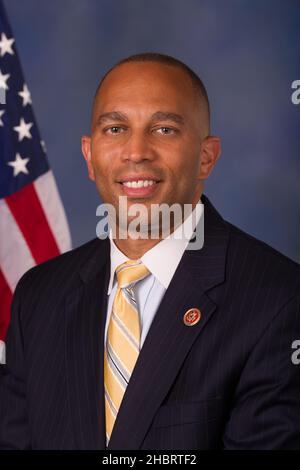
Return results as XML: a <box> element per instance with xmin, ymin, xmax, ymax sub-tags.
<box><xmin>105</xmin><ymin>199</ymin><xmax>204</xmax><ymax>348</ymax></box>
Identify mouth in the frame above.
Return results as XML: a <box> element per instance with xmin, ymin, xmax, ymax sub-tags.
<box><xmin>116</xmin><ymin>176</ymin><xmax>162</xmax><ymax>198</ymax></box>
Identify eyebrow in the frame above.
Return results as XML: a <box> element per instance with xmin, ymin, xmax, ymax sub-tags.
<box><xmin>150</xmin><ymin>111</ymin><xmax>184</xmax><ymax>125</ymax></box>
<box><xmin>96</xmin><ymin>111</ymin><xmax>128</xmax><ymax>125</ymax></box>
<box><xmin>95</xmin><ymin>111</ymin><xmax>185</xmax><ymax>126</ymax></box>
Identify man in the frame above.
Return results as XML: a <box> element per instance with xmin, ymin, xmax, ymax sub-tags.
<box><xmin>0</xmin><ymin>53</ymin><xmax>299</xmax><ymax>450</ymax></box>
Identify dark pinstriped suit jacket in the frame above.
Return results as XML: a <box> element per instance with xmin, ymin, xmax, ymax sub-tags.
<box><xmin>0</xmin><ymin>194</ymin><xmax>300</xmax><ymax>450</ymax></box>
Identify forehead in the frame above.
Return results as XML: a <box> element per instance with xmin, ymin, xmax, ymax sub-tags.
<box><xmin>93</xmin><ymin>62</ymin><xmax>199</xmax><ymax>117</ymax></box>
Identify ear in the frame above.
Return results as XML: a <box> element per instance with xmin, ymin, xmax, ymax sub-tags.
<box><xmin>81</xmin><ymin>135</ymin><xmax>95</xmax><ymax>181</ymax></box>
<box><xmin>198</xmin><ymin>136</ymin><xmax>221</xmax><ymax>180</ymax></box>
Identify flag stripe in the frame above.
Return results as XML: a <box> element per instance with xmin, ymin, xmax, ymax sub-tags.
<box><xmin>0</xmin><ymin>268</ymin><xmax>12</xmax><ymax>340</ymax></box>
<box><xmin>5</xmin><ymin>182</ymin><xmax>61</xmax><ymax>264</ymax></box>
<box><xmin>34</xmin><ymin>171</ymin><xmax>71</xmax><ymax>253</ymax></box>
<box><xmin>0</xmin><ymin>198</ymin><xmax>35</xmax><ymax>290</ymax></box>
<box><xmin>0</xmin><ymin>340</ymin><xmax>5</xmax><ymax>365</ymax></box>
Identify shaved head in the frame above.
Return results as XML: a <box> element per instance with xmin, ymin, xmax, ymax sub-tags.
<box><xmin>92</xmin><ymin>52</ymin><xmax>210</xmax><ymax>136</ymax></box>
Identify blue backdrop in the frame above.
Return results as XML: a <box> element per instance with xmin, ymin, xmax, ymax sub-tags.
<box><xmin>4</xmin><ymin>0</ymin><xmax>300</xmax><ymax>262</ymax></box>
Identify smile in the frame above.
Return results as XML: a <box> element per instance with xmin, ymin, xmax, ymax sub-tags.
<box><xmin>117</xmin><ymin>178</ymin><xmax>161</xmax><ymax>198</ymax></box>
<box><xmin>122</xmin><ymin>180</ymin><xmax>157</xmax><ymax>188</ymax></box>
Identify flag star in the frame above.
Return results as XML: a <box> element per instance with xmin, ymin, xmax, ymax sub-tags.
<box><xmin>7</xmin><ymin>153</ymin><xmax>30</xmax><ymax>177</ymax></box>
<box><xmin>0</xmin><ymin>69</ymin><xmax>10</xmax><ymax>90</ymax></box>
<box><xmin>0</xmin><ymin>109</ymin><xmax>4</xmax><ymax>126</ymax></box>
<box><xmin>18</xmin><ymin>83</ymin><xmax>32</xmax><ymax>106</ymax></box>
<box><xmin>13</xmin><ymin>117</ymin><xmax>33</xmax><ymax>141</ymax></box>
<box><xmin>0</xmin><ymin>32</ymin><xmax>14</xmax><ymax>57</ymax></box>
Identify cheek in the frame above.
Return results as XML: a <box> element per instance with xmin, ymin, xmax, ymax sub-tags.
<box><xmin>91</xmin><ymin>149</ymin><xmax>113</xmax><ymax>181</ymax></box>
<box><xmin>91</xmin><ymin>157</ymin><xmax>121</xmax><ymax>200</ymax></box>
<box><xmin>170</xmin><ymin>152</ymin><xmax>200</xmax><ymax>181</ymax></box>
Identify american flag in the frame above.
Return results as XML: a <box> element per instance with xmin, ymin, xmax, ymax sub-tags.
<box><xmin>0</xmin><ymin>1</ymin><xmax>71</xmax><ymax>363</ymax></box>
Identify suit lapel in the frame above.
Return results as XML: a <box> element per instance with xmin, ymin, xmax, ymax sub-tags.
<box><xmin>65</xmin><ymin>238</ymin><xmax>110</xmax><ymax>450</ymax></box>
<box><xmin>108</xmin><ymin>194</ymin><xmax>230</xmax><ymax>449</ymax></box>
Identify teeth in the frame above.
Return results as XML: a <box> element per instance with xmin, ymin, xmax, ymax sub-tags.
<box><xmin>123</xmin><ymin>180</ymin><xmax>156</xmax><ymax>188</ymax></box>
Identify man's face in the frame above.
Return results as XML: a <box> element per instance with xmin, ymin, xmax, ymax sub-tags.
<box><xmin>82</xmin><ymin>62</ymin><xmax>218</xmax><ymax>227</ymax></box>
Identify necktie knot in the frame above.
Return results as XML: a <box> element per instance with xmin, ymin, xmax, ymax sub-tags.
<box><xmin>116</xmin><ymin>259</ymin><xmax>150</xmax><ymax>289</ymax></box>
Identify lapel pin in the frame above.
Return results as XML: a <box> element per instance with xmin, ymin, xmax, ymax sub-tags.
<box><xmin>183</xmin><ymin>308</ymin><xmax>201</xmax><ymax>326</ymax></box>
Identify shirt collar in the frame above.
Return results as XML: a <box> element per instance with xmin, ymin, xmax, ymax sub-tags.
<box><xmin>107</xmin><ymin>198</ymin><xmax>204</xmax><ymax>294</ymax></box>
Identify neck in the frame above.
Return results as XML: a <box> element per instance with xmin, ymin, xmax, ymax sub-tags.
<box><xmin>112</xmin><ymin>192</ymin><xmax>203</xmax><ymax>259</ymax></box>
<box><xmin>113</xmin><ymin>236</ymin><xmax>162</xmax><ymax>260</ymax></box>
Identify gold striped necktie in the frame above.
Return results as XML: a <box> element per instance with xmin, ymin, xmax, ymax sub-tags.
<box><xmin>104</xmin><ymin>259</ymin><xmax>150</xmax><ymax>445</ymax></box>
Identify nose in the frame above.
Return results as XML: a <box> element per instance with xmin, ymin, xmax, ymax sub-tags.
<box><xmin>121</xmin><ymin>130</ymin><xmax>154</xmax><ymax>163</ymax></box>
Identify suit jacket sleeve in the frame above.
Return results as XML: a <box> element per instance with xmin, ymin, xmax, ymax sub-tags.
<box><xmin>0</xmin><ymin>271</ymin><xmax>31</xmax><ymax>450</ymax></box>
<box><xmin>223</xmin><ymin>293</ymin><xmax>300</xmax><ymax>449</ymax></box>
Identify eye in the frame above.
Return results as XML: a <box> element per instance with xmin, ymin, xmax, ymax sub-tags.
<box><xmin>105</xmin><ymin>126</ymin><xmax>125</xmax><ymax>134</ymax></box>
<box><xmin>156</xmin><ymin>127</ymin><xmax>176</xmax><ymax>135</ymax></box>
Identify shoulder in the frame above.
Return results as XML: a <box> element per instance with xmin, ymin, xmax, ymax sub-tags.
<box><xmin>224</xmin><ymin>220</ymin><xmax>300</xmax><ymax>300</ymax></box>
<box><xmin>13</xmin><ymin>237</ymin><xmax>109</xmax><ymax>302</ymax></box>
